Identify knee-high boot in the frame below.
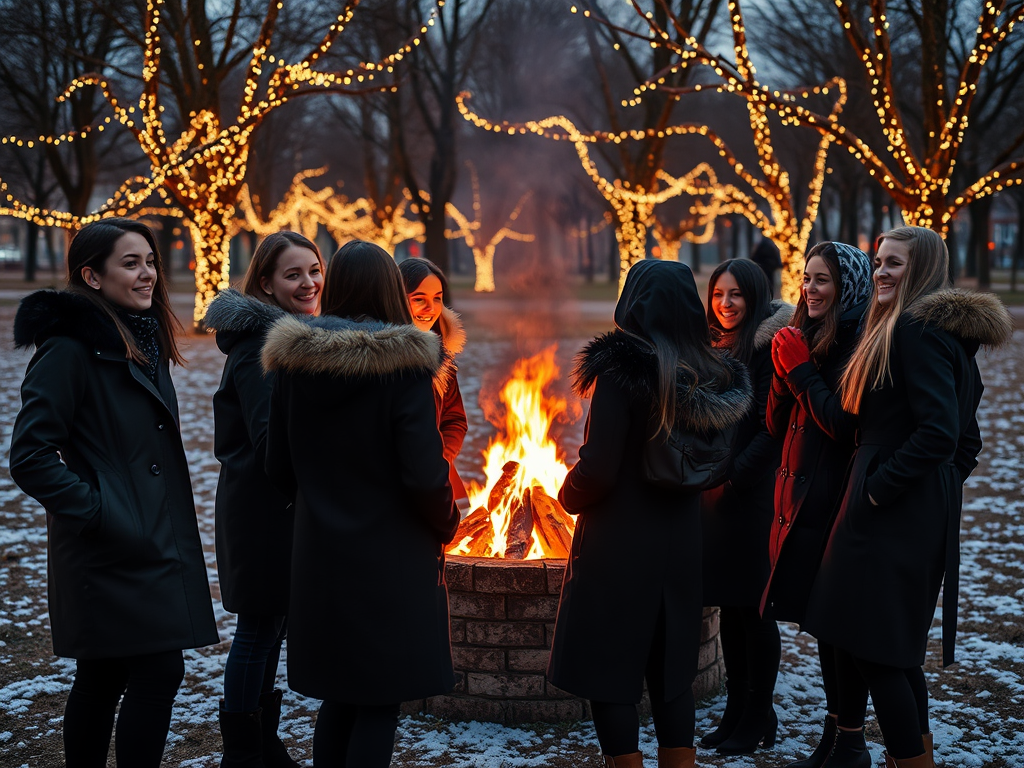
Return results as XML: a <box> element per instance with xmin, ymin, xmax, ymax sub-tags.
<box><xmin>257</xmin><ymin>690</ymin><xmax>300</xmax><ymax>768</ymax></box>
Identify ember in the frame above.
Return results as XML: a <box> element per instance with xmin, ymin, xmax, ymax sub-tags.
<box><xmin>447</xmin><ymin>348</ymin><xmax>577</xmax><ymax>559</ymax></box>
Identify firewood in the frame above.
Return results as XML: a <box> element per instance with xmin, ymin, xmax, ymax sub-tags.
<box><xmin>446</xmin><ymin>507</ymin><xmax>491</xmax><ymax>555</ymax></box>
<box><xmin>466</xmin><ymin>527</ymin><xmax>496</xmax><ymax>557</ymax></box>
<box><xmin>504</xmin><ymin>489</ymin><xmax>535</xmax><ymax>560</ymax></box>
<box><xmin>530</xmin><ymin>486</ymin><xmax>573</xmax><ymax>558</ymax></box>
<box><xmin>487</xmin><ymin>461</ymin><xmax>520</xmax><ymax>512</ymax></box>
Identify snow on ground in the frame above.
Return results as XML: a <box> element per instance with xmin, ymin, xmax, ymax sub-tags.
<box><xmin>0</xmin><ymin>298</ymin><xmax>1022</xmax><ymax>767</ymax></box>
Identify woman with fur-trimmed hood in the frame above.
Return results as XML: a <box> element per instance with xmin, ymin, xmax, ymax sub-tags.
<box><xmin>700</xmin><ymin>258</ymin><xmax>792</xmax><ymax>754</ymax></box>
<box><xmin>261</xmin><ymin>240</ymin><xmax>459</xmax><ymax>768</ymax></box>
<box><xmin>548</xmin><ymin>260</ymin><xmax>752</xmax><ymax>768</ymax></box>
<box><xmin>799</xmin><ymin>227</ymin><xmax>1013</xmax><ymax>768</ymax></box>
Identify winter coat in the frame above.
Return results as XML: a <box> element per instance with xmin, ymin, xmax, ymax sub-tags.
<box><xmin>804</xmin><ymin>290</ymin><xmax>1012</xmax><ymax>667</ymax></box>
<box><xmin>9</xmin><ymin>291</ymin><xmax>219</xmax><ymax>659</ymax></box>
<box><xmin>433</xmin><ymin>306</ymin><xmax>468</xmax><ymax>500</ymax></box>
<box><xmin>761</xmin><ymin>300</ymin><xmax>867</xmax><ymax>624</ymax></box>
<box><xmin>701</xmin><ymin>301</ymin><xmax>792</xmax><ymax>607</ymax></box>
<box><xmin>262</xmin><ymin>313</ymin><xmax>459</xmax><ymax>703</ymax></box>
<box><xmin>548</xmin><ymin>283</ymin><xmax>753</xmax><ymax>703</ymax></box>
<box><xmin>204</xmin><ymin>289</ymin><xmax>293</xmax><ymax>616</ymax></box>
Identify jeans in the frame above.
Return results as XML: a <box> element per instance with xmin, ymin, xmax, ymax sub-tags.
<box><xmin>223</xmin><ymin>613</ymin><xmax>287</xmax><ymax>712</ymax></box>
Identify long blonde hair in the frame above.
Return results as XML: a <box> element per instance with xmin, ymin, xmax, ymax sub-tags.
<box><xmin>839</xmin><ymin>226</ymin><xmax>950</xmax><ymax>413</ymax></box>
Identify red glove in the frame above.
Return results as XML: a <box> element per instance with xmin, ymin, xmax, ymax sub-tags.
<box><xmin>770</xmin><ymin>332</ymin><xmax>786</xmax><ymax>376</ymax></box>
<box><xmin>775</xmin><ymin>327</ymin><xmax>810</xmax><ymax>374</ymax></box>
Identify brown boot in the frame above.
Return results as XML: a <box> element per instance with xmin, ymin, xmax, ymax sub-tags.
<box><xmin>922</xmin><ymin>733</ymin><xmax>935</xmax><ymax>767</ymax></box>
<box><xmin>604</xmin><ymin>752</ymin><xmax>645</xmax><ymax>768</ymax></box>
<box><xmin>883</xmin><ymin>752</ymin><xmax>932</xmax><ymax>768</ymax></box>
<box><xmin>657</xmin><ymin>746</ymin><xmax>696</xmax><ymax>768</ymax></box>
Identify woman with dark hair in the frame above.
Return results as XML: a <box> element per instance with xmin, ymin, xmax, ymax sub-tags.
<box><xmin>204</xmin><ymin>231</ymin><xmax>324</xmax><ymax>767</ymax></box>
<box><xmin>399</xmin><ymin>257</ymin><xmax>469</xmax><ymax>508</ymax></box>
<box><xmin>262</xmin><ymin>240</ymin><xmax>459</xmax><ymax>767</ymax></box>
<box><xmin>10</xmin><ymin>218</ymin><xmax>218</xmax><ymax>767</ymax></box>
<box><xmin>548</xmin><ymin>260</ymin><xmax>752</xmax><ymax>768</ymax></box>
<box><xmin>700</xmin><ymin>258</ymin><xmax>790</xmax><ymax>754</ymax></box>
<box><xmin>761</xmin><ymin>242</ymin><xmax>873</xmax><ymax>768</ymax></box>
<box><xmin>801</xmin><ymin>227</ymin><xmax>1011</xmax><ymax>768</ymax></box>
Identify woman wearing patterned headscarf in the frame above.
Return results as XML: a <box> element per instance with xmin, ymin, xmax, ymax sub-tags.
<box><xmin>763</xmin><ymin>241</ymin><xmax>874</xmax><ymax>768</ymax></box>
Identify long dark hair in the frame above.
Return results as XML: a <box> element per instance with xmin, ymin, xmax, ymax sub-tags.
<box><xmin>240</xmin><ymin>231</ymin><xmax>323</xmax><ymax>305</ymax></box>
<box><xmin>706</xmin><ymin>258</ymin><xmax>773</xmax><ymax>365</ymax></box>
<box><xmin>398</xmin><ymin>257</ymin><xmax>457</xmax><ymax>339</ymax></box>
<box><xmin>791</xmin><ymin>242</ymin><xmax>843</xmax><ymax>360</ymax></box>
<box><xmin>321</xmin><ymin>240</ymin><xmax>412</xmax><ymax>324</ymax></box>
<box><xmin>67</xmin><ymin>217</ymin><xmax>184</xmax><ymax>366</ymax></box>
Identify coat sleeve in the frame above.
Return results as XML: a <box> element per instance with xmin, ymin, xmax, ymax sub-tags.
<box><xmin>264</xmin><ymin>374</ymin><xmax>297</xmax><ymax>502</ymax></box>
<box><xmin>728</xmin><ymin>353</ymin><xmax>780</xmax><ymax>491</ymax></box>
<box><xmin>558</xmin><ymin>376</ymin><xmax>630</xmax><ymax>512</ymax></box>
<box><xmin>438</xmin><ymin>376</ymin><xmax>468</xmax><ymax>463</ymax></box>
<box><xmin>864</xmin><ymin>321</ymin><xmax>960</xmax><ymax>506</ymax></box>
<box><xmin>395</xmin><ymin>376</ymin><xmax>459</xmax><ymax>543</ymax></box>
<box><xmin>765</xmin><ymin>374</ymin><xmax>794</xmax><ymax>440</ymax></box>
<box><xmin>953</xmin><ymin>359</ymin><xmax>984</xmax><ymax>485</ymax></box>
<box><xmin>785</xmin><ymin>361</ymin><xmax>857</xmax><ymax>444</ymax></box>
<box><xmin>233</xmin><ymin>341</ymin><xmax>275</xmax><ymax>476</ymax></box>
<box><xmin>9</xmin><ymin>339</ymin><xmax>100</xmax><ymax>533</ymax></box>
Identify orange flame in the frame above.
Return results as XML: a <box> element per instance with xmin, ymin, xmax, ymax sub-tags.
<box><xmin>447</xmin><ymin>346</ymin><xmax>577</xmax><ymax>559</ymax></box>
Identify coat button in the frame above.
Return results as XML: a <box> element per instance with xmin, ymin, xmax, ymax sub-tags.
<box><xmin>778</xmin><ymin>516</ymin><xmax>784</xmax><ymax>524</ymax></box>
<box><xmin>150</xmin><ymin>464</ymin><xmax>161</xmax><ymax>475</ymax></box>
<box><xmin>799</xmin><ymin>476</ymin><xmax>806</xmax><ymax>483</ymax></box>
<box><xmin>157</xmin><ymin>423</ymin><xmax>166</xmax><ymax>431</ymax></box>
<box><xmin>780</xmin><ymin>468</ymin><xmax>788</xmax><ymax>477</ymax></box>
<box><xmin>799</xmin><ymin>426</ymin><xmax>806</xmax><ymax>433</ymax></box>
<box><xmin>791</xmin><ymin>423</ymin><xmax>797</xmax><ymax>430</ymax></box>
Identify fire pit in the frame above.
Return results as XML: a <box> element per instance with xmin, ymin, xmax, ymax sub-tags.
<box><xmin>404</xmin><ymin>348</ymin><xmax>723</xmax><ymax>723</ymax></box>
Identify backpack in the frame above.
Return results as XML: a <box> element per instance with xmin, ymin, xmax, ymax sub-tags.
<box><xmin>642</xmin><ymin>421</ymin><xmax>737</xmax><ymax>491</ymax></box>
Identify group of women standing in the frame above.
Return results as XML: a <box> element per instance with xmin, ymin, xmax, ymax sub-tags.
<box><xmin>9</xmin><ymin>217</ymin><xmax>1012</xmax><ymax>768</ymax></box>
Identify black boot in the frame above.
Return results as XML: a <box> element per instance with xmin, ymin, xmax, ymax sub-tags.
<box><xmin>715</xmin><ymin>697</ymin><xmax>778</xmax><ymax>755</ymax></box>
<box><xmin>699</xmin><ymin>678</ymin><xmax>746</xmax><ymax>747</ymax></box>
<box><xmin>258</xmin><ymin>689</ymin><xmax>301</xmax><ymax>768</ymax></box>
<box><xmin>786</xmin><ymin>714</ymin><xmax>837</xmax><ymax>768</ymax></box>
<box><xmin>219</xmin><ymin>703</ymin><xmax>265</xmax><ymax>768</ymax></box>
<box><xmin>823</xmin><ymin>727</ymin><xmax>871</xmax><ymax>768</ymax></box>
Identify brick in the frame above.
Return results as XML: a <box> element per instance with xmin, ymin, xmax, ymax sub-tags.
<box><xmin>507</xmin><ymin>649</ymin><xmax>550</xmax><ymax>673</ymax></box>
<box><xmin>465</xmin><ymin>621</ymin><xmax>546</xmax><ymax>647</ymax></box>
<box><xmin>445</xmin><ymin>557</ymin><xmax>475</xmax><ymax>591</ymax></box>
<box><xmin>698</xmin><ymin>637</ymin><xmax>720</xmax><ymax>670</ymax></box>
<box><xmin>450</xmin><ymin>618</ymin><xmax>466</xmax><ymax>643</ymax></box>
<box><xmin>449</xmin><ymin>592</ymin><xmax>506</xmax><ymax>620</ymax></box>
<box><xmin>507</xmin><ymin>699</ymin><xmax>586</xmax><ymax>724</ymax></box>
<box><xmin>700</xmin><ymin>607</ymin><xmax>720</xmax><ymax>642</ymax></box>
<box><xmin>425</xmin><ymin>694</ymin><xmax>508</xmax><ymax>724</ymax></box>
<box><xmin>452</xmin><ymin>647</ymin><xmax>505</xmax><ymax>672</ymax></box>
<box><xmin>467</xmin><ymin>672</ymin><xmax>545</xmax><ymax>698</ymax></box>
<box><xmin>544</xmin><ymin>680</ymin><xmax>575</xmax><ymax>699</ymax></box>
<box><xmin>474</xmin><ymin>560</ymin><xmax>547</xmax><ymax>594</ymax></box>
<box><xmin>545</xmin><ymin>622</ymin><xmax>557</xmax><ymax>646</ymax></box>
<box><xmin>545</xmin><ymin>561</ymin><xmax>567</xmax><ymax>594</ymax></box>
<box><xmin>507</xmin><ymin>595</ymin><xmax>560</xmax><ymax>621</ymax></box>
<box><xmin>452</xmin><ymin>670</ymin><xmax>466</xmax><ymax>693</ymax></box>
<box><xmin>399</xmin><ymin>699</ymin><xmax>425</xmax><ymax>717</ymax></box>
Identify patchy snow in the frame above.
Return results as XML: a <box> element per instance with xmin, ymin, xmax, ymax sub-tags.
<box><xmin>1</xmin><ymin>300</ymin><xmax>1022</xmax><ymax>767</ymax></box>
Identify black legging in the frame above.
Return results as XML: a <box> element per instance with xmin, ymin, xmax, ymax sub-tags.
<box><xmin>590</xmin><ymin>609</ymin><xmax>696</xmax><ymax>757</ymax></box>
<box><xmin>63</xmin><ymin>650</ymin><xmax>185</xmax><ymax>768</ymax></box>
<box><xmin>834</xmin><ymin>648</ymin><xmax>927</xmax><ymax>758</ymax></box>
<box><xmin>719</xmin><ymin>604</ymin><xmax>781</xmax><ymax>706</ymax></box>
<box><xmin>313</xmin><ymin>701</ymin><xmax>401</xmax><ymax>767</ymax></box>
<box><xmin>818</xmin><ymin>639</ymin><xmax>869</xmax><ymax>728</ymax></box>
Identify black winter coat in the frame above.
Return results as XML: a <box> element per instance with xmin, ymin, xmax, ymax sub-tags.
<box><xmin>804</xmin><ymin>290</ymin><xmax>1012</xmax><ymax>667</ymax></box>
<box><xmin>761</xmin><ymin>300</ymin><xmax>867</xmax><ymax>624</ymax></box>
<box><xmin>205</xmin><ymin>290</ymin><xmax>293</xmax><ymax>616</ymax></box>
<box><xmin>701</xmin><ymin>301</ymin><xmax>792</xmax><ymax>607</ymax></box>
<box><xmin>9</xmin><ymin>291</ymin><xmax>218</xmax><ymax>659</ymax></box>
<box><xmin>549</xmin><ymin>332</ymin><xmax>752</xmax><ymax>703</ymax></box>
<box><xmin>262</xmin><ymin>313</ymin><xmax>459</xmax><ymax>703</ymax></box>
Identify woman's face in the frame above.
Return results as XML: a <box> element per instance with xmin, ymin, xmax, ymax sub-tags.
<box><xmin>802</xmin><ymin>254</ymin><xmax>836</xmax><ymax>319</ymax></box>
<box><xmin>407</xmin><ymin>273</ymin><xmax>444</xmax><ymax>332</ymax></box>
<box><xmin>261</xmin><ymin>246</ymin><xmax>323</xmax><ymax>315</ymax></box>
<box><xmin>711</xmin><ymin>270</ymin><xmax>746</xmax><ymax>330</ymax></box>
<box><xmin>82</xmin><ymin>231</ymin><xmax>157</xmax><ymax>313</ymax></box>
<box><xmin>874</xmin><ymin>239</ymin><xmax>909</xmax><ymax>306</ymax></box>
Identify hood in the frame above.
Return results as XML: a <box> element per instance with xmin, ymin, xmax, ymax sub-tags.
<box><xmin>571</xmin><ymin>330</ymin><xmax>753</xmax><ymax>434</ymax></box>
<box><xmin>261</xmin><ymin>313</ymin><xmax>443</xmax><ymax>380</ymax></box>
<box><xmin>754</xmin><ymin>300</ymin><xmax>796</xmax><ymax>351</ymax></box>
<box><xmin>908</xmin><ymin>289</ymin><xmax>1013</xmax><ymax>353</ymax></box>
<box><xmin>14</xmin><ymin>290</ymin><xmax>124</xmax><ymax>352</ymax></box>
<box><xmin>614</xmin><ymin>260</ymin><xmax>710</xmax><ymax>348</ymax></box>
<box><xmin>204</xmin><ymin>289</ymin><xmax>286</xmax><ymax>354</ymax></box>
<box><xmin>436</xmin><ymin>305</ymin><xmax>466</xmax><ymax>356</ymax></box>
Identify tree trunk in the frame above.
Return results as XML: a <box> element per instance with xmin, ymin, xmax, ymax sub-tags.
<box><xmin>691</xmin><ymin>241</ymin><xmax>701</xmax><ymax>274</ymax></box>
<box><xmin>1012</xmin><ymin>191</ymin><xmax>1024</xmax><ymax>293</ymax></box>
<box><xmin>585</xmin><ymin>212</ymin><xmax>595</xmax><ymax>283</ymax></box>
<box><xmin>730</xmin><ymin>216</ymin><xmax>741</xmax><ymax>261</ymax></box>
<box><xmin>870</xmin><ymin>185</ymin><xmax>883</xmax><ymax>255</ymax></box>
<box><xmin>24</xmin><ymin>221</ymin><xmax>39</xmax><ymax>282</ymax></box>
<box><xmin>968</xmin><ymin>198</ymin><xmax>992</xmax><ymax>289</ymax></box>
<box><xmin>945</xmin><ymin>224</ymin><xmax>960</xmax><ymax>283</ymax></box>
<box><xmin>423</xmin><ymin>213</ymin><xmax>450</xmax><ymax>273</ymax></box>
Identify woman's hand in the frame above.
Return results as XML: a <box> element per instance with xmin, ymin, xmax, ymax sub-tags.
<box><xmin>774</xmin><ymin>327</ymin><xmax>811</xmax><ymax>375</ymax></box>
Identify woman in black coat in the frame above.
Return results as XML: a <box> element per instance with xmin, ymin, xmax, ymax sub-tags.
<box><xmin>9</xmin><ymin>218</ymin><xmax>218</xmax><ymax>768</ymax></box>
<box><xmin>204</xmin><ymin>231</ymin><xmax>325</xmax><ymax>768</ymax></box>
<box><xmin>700</xmin><ymin>258</ymin><xmax>790</xmax><ymax>754</ymax></box>
<box><xmin>762</xmin><ymin>242</ymin><xmax>873</xmax><ymax>768</ymax></box>
<box><xmin>262</xmin><ymin>240</ymin><xmax>459</xmax><ymax>767</ymax></box>
<box><xmin>800</xmin><ymin>226</ymin><xmax>1013</xmax><ymax>768</ymax></box>
<box><xmin>399</xmin><ymin>257</ymin><xmax>469</xmax><ymax>508</ymax></box>
<box><xmin>549</xmin><ymin>260</ymin><xmax>752</xmax><ymax>768</ymax></box>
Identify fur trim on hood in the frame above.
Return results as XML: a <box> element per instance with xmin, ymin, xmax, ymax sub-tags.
<box><xmin>571</xmin><ymin>331</ymin><xmax>753</xmax><ymax>433</ymax></box>
<box><xmin>437</xmin><ymin>306</ymin><xmax>466</xmax><ymax>355</ymax></box>
<box><xmin>908</xmin><ymin>289</ymin><xmax>1013</xmax><ymax>349</ymax></box>
<box><xmin>261</xmin><ymin>313</ymin><xmax>443</xmax><ymax>380</ymax></box>
<box><xmin>754</xmin><ymin>300</ymin><xmax>796</xmax><ymax>351</ymax></box>
<box><xmin>204</xmin><ymin>289</ymin><xmax>286</xmax><ymax>354</ymax></box>
<box><xmin>14</xmin><ymin>290</ymin><xmax>123</xmax><ymax>352</ymax></box>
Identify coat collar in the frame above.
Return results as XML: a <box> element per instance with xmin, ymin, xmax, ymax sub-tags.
<box><xmin>907</xmin><ymin>289</ymin><xmax>1013</xmax><ymax>352</ymax></box>
<box><xmin>753</xmin><ymin>300</ymin><xmax>796</xmax><ymax>351</ymax></box>
<box><xmin>261</xmin><ymin>313</ymin><xmax>444</xmax><ymax>380</ymax></box>
<box><xmin>203</xmin><ymin>289</ymin><xmax>287</xmax><ymax>353</ymax></box>
<box><xmin>15</xmin><ymin>289</ymin><xmax>126</xmax><ymax>353</ymax></box>
<box><xmin>571</xmin><ymin>330</ymin><xmax>753</xmax><ymax>433</ymax></box>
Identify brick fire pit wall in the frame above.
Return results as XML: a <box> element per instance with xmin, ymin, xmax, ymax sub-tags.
<box><xmin>403</xmin><ymin>556</ymin><xmax>724</xmax><ymax>725</ymax></box>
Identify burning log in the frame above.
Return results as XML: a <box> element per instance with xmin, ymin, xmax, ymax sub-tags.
<box><xmin>488</xmin><ymin>461</ymin><xmax>520</xmax><ymax>511</ymax></box>
<box><xmin>530</xmin><ymin>486</ymin><xmax>574</xmax><ymax>558</ymax></box>
<box><xmin>504</xmin><ymin>490</ymin><xmax>535</xmax><ymax>560</ymax></box>
<box><xmin>449</xmin><ymin>506</ymin><xmax>495</xmax><ymax>557</ymax></box>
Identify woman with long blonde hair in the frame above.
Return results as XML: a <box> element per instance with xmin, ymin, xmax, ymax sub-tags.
<box><xmin>803</xmin><ymin>226</ymin><xmax>1012</xmax><ymax>768</ymax></box>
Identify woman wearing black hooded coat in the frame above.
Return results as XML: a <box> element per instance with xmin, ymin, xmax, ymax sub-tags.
<box><xmin>548</xmin><ymin>260</ymin><xmax>752</xmax><ymax>768</ymax></box>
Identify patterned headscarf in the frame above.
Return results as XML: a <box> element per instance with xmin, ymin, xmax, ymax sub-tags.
<box><xmin>826</xmin><ymin>242</ymin><xmax>873</xmax><ymax>313</ymax></box>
